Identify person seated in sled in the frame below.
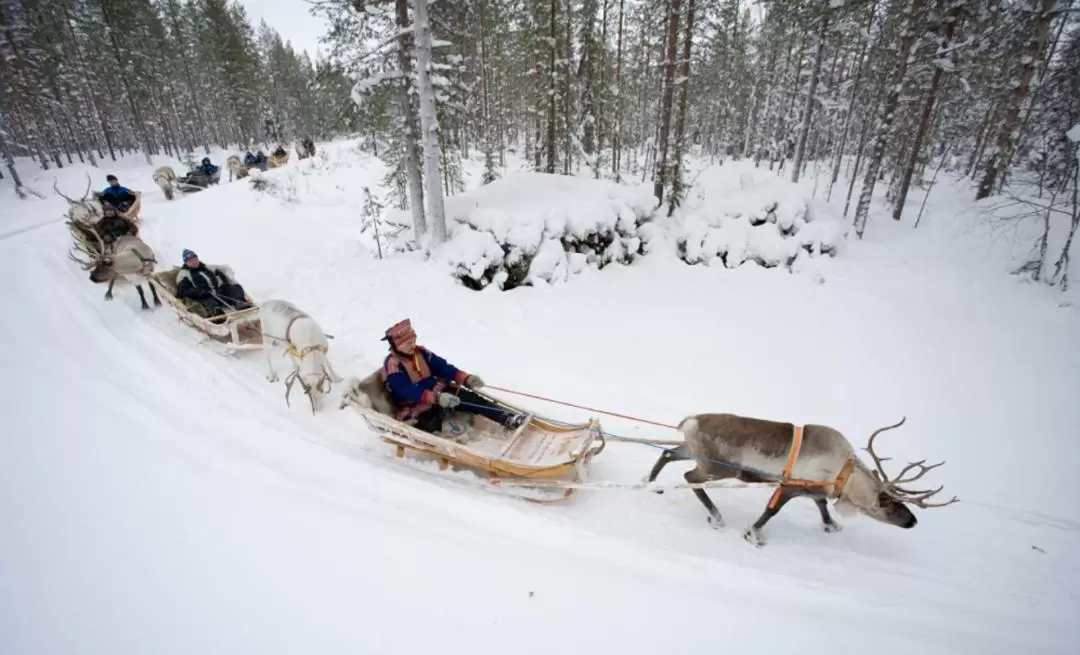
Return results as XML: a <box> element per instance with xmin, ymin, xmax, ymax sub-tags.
<box><xmin>244</xmin><ymin>151</ymin><xmax>257</xmax><ymax>166</ymax></box>
<box><xmin>198</xmin><ymin>157</ymin><xmax>220</xmax><ymax>181</ymax></box>
<box><xmin>98</xmin><ymin>174</ymin><xmax>136</xmax><ymax>215</ymax></box>
<box><xmin>380</xmin><ymin>318</ymin><xmax>525</xmax><ymax>434</ymax></box>
<box><xmin>175</xmin><ymin>249</ymin><xmax>252</xmax><ymax>318</ymax></box>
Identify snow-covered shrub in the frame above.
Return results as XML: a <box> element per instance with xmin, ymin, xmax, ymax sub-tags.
<box><xmin>434</xmin><ymin>172</ymin><xmax>656</xmax><ymax>290</ymax></box>
<box><xmin>670</xmin><ymin>163</ymin><xmax>841</xmax><ymax>269</ymax></box>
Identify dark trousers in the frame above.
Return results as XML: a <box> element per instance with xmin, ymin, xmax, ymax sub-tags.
<box><xmin>204</xmin><ymin>284</ymin><xmax>250</xmax><ymax>317</ymax></box>
<box><xmin>414</xmin><ymin>388</ymin><xmax>517</xmax><ymax>434</ymax></box>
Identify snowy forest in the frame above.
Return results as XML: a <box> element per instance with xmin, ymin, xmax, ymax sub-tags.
<box><xmin>0</xmin><ymin>0</ymin><xmax>362</xmax><ymax>170</ymax></box>
<box><xmin>311</xmin><ymin>0</ymin><xmax>1079</xmax><ymax>257</ymax></box>
<box><xmin>2</xmin><ymin>0</ymin><xmax>1079</xmax><ymax>264</ymax></box>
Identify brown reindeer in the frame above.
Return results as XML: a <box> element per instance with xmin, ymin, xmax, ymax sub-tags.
<box><xmin>645</xmin><ymin>414</ymin><xmax>957</xmax><ymax>547</ymax></box>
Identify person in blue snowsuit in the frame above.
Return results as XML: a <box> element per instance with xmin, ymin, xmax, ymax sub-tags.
<box><xmin>198</xmin><ymin>157</ymin><xmax>219</xmax><ymax>178</ymax></box>
<box><xmin>99</xmin><ymin>174</ymin><xmax>136</xmax><ymax>212</ymax></box>
<box><xmin>379</xmin><ymin>318</ymin><xmax>525</xmax><ymax>434</ymax></box>
<box><xmin>244</xmin><ymin>152</ymin><xmax>257</xmax><ymax>166</ymax></box>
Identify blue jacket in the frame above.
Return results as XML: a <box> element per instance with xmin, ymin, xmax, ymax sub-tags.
<box><xmin>382</xmin><ymin>346</ymin><xmax>469</xmax><ymax>417</ymax></box>
<box><xmin>101</xmin><ymin>185</ymin><xmax>136</xmax><ymax>206</ymax></box>
<box><xmin>200</xmin><ymin>163</ymin><xmax>219</xmax><ymax>176</ymax></box>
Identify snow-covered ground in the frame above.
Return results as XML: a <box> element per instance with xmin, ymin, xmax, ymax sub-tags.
<box><xmin>2</xmin><ymin>140</ymin><xmax>1078</xmax><ymax>654</ymax></box>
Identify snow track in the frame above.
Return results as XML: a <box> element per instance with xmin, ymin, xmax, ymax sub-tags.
<box><xmin>2</xmin><ymin>146</ymin><xmax>1078</xmax><ymax>654</ymax></box>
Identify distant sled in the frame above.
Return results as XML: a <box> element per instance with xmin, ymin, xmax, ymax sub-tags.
<box><xmin>149</xmin><ymin>266</ymin><xmax>263</xmax><ymax>352</ymax></box>
<box><xmin>340</xmin><ymin>370</ymin><xmax>606</xmax><ymax>503</ymax></box>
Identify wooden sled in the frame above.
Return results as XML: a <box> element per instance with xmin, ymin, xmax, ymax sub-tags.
<box><xmin>341</xmin><ymin>370</ymin><xmax>606</xmax><ymax>503</ymax></box>
<box><xmin>267</xmin><ymin>151</ymin><xmax>290</xmax><ymax>168</ymax></box>
<box><xmin>149</xmin><ymin>265</ymin><xmax>263</xmax><ymax>351</ymax></box>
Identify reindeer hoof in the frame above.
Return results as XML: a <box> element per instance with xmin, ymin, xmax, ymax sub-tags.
<box><xmin>707</xmin><ymin>514</ymin><xmax>725</xmax><ymax>529</ymax></box>
<box><xmin>104</xmin><ymin>293</ymin><xmax>114</xmax><ymax>301</ymax></box>
<box><xmin>823</xmin><ymin>522</ymin><xmax>843</xmax><ymax>534</ymax></box>
<box><xmin>267</xmin><ymin>375</ymin><xmax>279</xmax><ymax>383</ymax></box>
<box><xmin>743</xmin><ymin>527</ymin><xmax>765</xmax><ymax>547</ymax></box>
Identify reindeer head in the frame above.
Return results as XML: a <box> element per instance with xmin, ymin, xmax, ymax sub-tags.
<box><xmin>68</xmin><ymin>223</ymin><xmax>112</xmax><ymax>278</ymax></box>
<box><xmin>284</xmin><ymin>346</ymin><xmax>343</xmax><ymax>414</ymax></box>
<box><xmin>54</xmin><ymin>174</ymin><xmax>102</xmax><ymax>224</ymax></box>
<box><xmin>835</xmin><ymin>417</ymin><xmax>958</xmax><ymax>528</ymax></box>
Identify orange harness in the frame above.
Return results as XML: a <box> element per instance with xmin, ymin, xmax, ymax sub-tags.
<box><xmin>766</xmin><ymin>425</ymin><xmax>856</xmax><ymax>509</ymax></box>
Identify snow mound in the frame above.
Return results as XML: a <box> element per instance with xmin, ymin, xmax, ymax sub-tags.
<box><xmin>670</xmin><ymin>162</ymin><xmax>842</xmax><ymax>269</ymax></box>
<box><xmin>433</xmin><ymin>172</ymin><xmax>656</xmax><ymax>289</ymax></box>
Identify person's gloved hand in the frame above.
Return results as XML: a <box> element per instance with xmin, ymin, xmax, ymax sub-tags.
<box><xmin>437</xmin><ymin>392</ymin><xmax>461</xmax><ymax>409</ymax></box>
<box><xmin>465</xmin><ymin>374</ymin><xmax>485</xmax><ymax>389</ymax></box>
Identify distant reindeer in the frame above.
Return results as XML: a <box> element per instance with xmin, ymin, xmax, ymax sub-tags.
<box><xmin>153</xmin><ymin>166</ymin><xmax>178</xmax><ymax>200</ymax></box>
<box><xmin>258</xmin><ymin>299</ymin><xmax>343</xmax><ymax>413</ymax></box>
<box><xmin>646</xmin><ymin>414</ymin><xmax>957</xmax><ymax>547</ymax></box>
<box><xmin>226</xmin><ymin>155</ymin><xmax>247</xmax><ymax>181</ymax></box>
<box><xmin>69</xmin><ymin>228</ymin><xmax>161</xmax><ymax>311</ymax></box>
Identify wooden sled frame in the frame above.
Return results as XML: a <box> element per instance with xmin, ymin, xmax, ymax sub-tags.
<box><xmin>149</xmin><ymin>265</ymin><xmax>263</xmax><ymax>351</ymax></box>
<box><xmin>342</xmin><ymin>371</ymin><xmax>606</xmax><ymax>503</ymax></box>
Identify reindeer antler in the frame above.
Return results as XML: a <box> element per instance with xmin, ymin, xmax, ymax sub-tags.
<box><xmin>83</xmin><ymin>172</ymin><xmax>93</xmax><ymax>200</ymax></box>
<box><xmin>53</xmin><ymin>178</ymin><xmax>78</xmax><ymax>204</ymax></box>
<box><xmin>863</xmin><ymin>416</ymin><xmax>958</xmax><ymax>508</ymax></box>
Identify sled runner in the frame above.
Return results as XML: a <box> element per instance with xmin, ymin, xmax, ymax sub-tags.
<box><xmin>341</xmin><ymin>370</ymin><xmax>606</xmax><ymax>503</ymax></box>
<box><xmin>149</xmin><ymin>266</ymin><xmax>263</xmax><ymax>351</ymax></box>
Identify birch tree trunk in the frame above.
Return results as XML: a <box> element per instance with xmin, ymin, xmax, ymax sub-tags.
<box><xmin>395</xmin><ymin>0</ymin><xmax>426</xmax><ymax>239</ymax></box>
<box><xmin>411</xmin><ymin>0</ymin><xmax>447</xmax><ymax>246</ymax></box>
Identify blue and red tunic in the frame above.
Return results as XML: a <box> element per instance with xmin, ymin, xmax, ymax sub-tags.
<box><xmin>380</xmin><ymin>346</ymin><xmax>469</xmax><ymax>420</ymax></box>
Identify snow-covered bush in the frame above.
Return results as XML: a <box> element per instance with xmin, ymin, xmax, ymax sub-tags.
<box><xmin>433</xmin><ymin>172</ymin><xmax>657</xmax><ymax>290</ymax></box>
<box><xmin>668</xmin><ymin>164</ymin><xmax>841</xmax><ymax>269</ymax></box>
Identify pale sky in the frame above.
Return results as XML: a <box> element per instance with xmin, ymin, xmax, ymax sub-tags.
<box><xmin>237</xmin><ymin>0</ymin><xmax>330</xmax><ymax>57</ymax></box>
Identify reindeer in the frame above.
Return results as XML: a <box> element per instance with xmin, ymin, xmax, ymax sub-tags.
<box><xmin>54</xmin><ymin>174</ymin><xmax>103</xmax><ymax>225</ymax></box>
<box><xmin>226</xmin><ymin>155</ymin><xmax>247</xmax><ymax>181</ymax></box>
<box><xmin>69</xmin><ymin>227</ymin><xmax>161</xmax><ymax>310</ymax></box>
<box><xmin>645</xmin><ymin>414</ymin><xmax>957</xmax><ymax>547</ymax></box>
<box><xmin>153</xmin><ymin>166</ymin><xmax>178</xmax><ymax>200</ymax></box>
<box><xmin>258</xmin><ymin>299</ymin><xmax>343</xmax><ymax>414</ymax></box>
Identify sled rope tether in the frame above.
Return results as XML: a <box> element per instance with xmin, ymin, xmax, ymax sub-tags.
<box><xmin>485</xmin><ymin>385</ymin><xmax>680</xmax><ymax>431</ymax></box>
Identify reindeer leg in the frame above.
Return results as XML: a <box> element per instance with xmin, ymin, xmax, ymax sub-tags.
<box><xmin>744</xmin><ymin>486</ymin><xmax>801</xmax><ymax>547</ymax></box>
<box><xmin>149</xmin><ymin>282</ymin><xmax>162</xmax><ymax>307</ymax></box>
<box><xmin>265</xmin><ymin>346</ymin><xmax>279</xmax><ymax>383</ymax></box>
<box><xmin>104</xmin><ymin>277</ymin><xmax>116</xmax><ymax>301</ymax></box>
<box><xmin>814</xmin><ymin>497</ymin><xmax>843</xmax><ymax>533</ymax></box>
<box><xmin>135</xmin><ymin>284</ymin><xmax>150</xmax><ymax>310</ymax></box>
<box><xmin>644</xmin><ymin>443</ymin><xmax>690</xmax><ymax>495</ymax></box>
<box><xmin>685</xmin><ymin>468</ymin><xmax>725</xmax><ymax>528</ymax></box>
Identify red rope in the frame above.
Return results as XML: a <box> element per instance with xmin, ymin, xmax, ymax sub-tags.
<box><xmin>486</xmin><ymin>385</ymin><xmax>680</xmax><ymax>431</ymax></box>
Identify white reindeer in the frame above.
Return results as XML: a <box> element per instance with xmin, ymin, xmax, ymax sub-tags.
<box><xmin>258</xmin><ymin>299</ymin><xmax>342</xmax><ymax>413</ymax></box>
<box><xmin>69</xmin><ymin>228</ymin><xmax>161</xmax><ymax>310</ymax></box>
<box><xmin>226</xmin><ymin>155</ymin><xmax>247</xmax><ymax>181</ymax></box>
<box><xmin>153</xmin><ymin>166</ymin><xmax>178</xmax><ymax>200</ymax></box>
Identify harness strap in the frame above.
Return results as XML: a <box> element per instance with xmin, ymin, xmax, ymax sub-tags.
<box><xmin>281</xmin><ymin>313</ymin><xmax>328</xmax><ymax>360</ymax></box>
<box><xmin>766</xmin><ymin>425</ymin><xmax>855</xmax><ymax>509</ymax></box>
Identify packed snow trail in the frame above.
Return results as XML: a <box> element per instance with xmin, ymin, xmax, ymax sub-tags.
<box><xmin>2</xmin><ymin>146</ymin><xmax>1078</xmax><ymax>654</ymax></box>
